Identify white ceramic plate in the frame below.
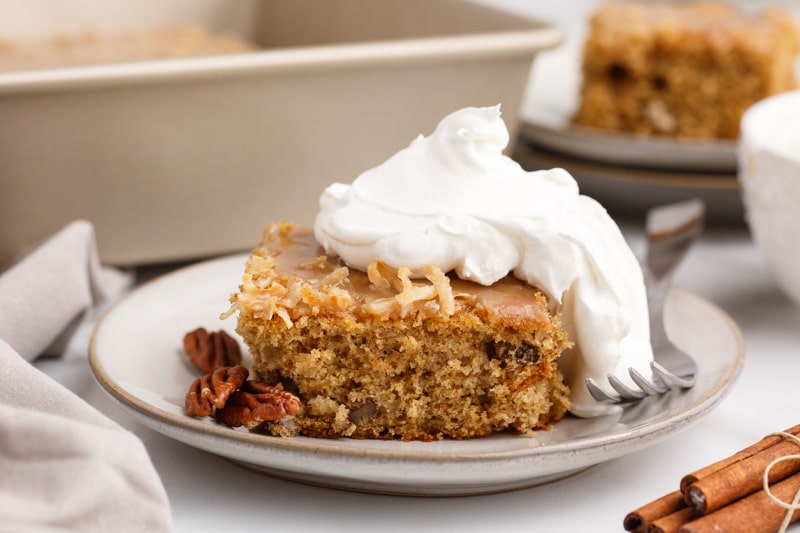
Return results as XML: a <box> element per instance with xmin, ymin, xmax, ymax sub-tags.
<box><xmin>89</xmin><ymin>254</ymin><xmax>744</xmax><ymax>496</ymax></box>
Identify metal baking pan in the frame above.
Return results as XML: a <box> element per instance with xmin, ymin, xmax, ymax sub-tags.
<box><xmin>0</xmin><ymin>0</ymin><xmax>562</xmax><ymax>266</ymax></box>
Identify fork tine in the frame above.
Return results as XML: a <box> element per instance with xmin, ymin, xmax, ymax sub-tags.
<box><xmin>651</xmin><ymin>361</ymin><xmax>696</xmax><ymax>389</ymax></box>
<box><xmin>586</xmin><ymin>377</ymin><xmax>622</xmax><ymax>403</ymax></box>
<box><xmin>629</xmin><ymin>366</ymin><xmax>669</xmax><ymax>395</ymax></box>
<box><xmin>608</xmin><ymin>373</ymin><xmax>648</xmax><ymax>400</ymax></box>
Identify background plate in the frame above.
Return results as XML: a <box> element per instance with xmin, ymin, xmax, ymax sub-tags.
<box><xmin>520</xmin><ymin>121</ymin><xmax>738</xmax><ymax>173</ymax></box>
<box><xmin>90</xmin><ymin>254</ymin><xmax>744</xmax><ymax>496</ymax></box>
<box><xmin>513</xmin><ymin>142</ymin><xmax>744</xmax><ymax>226</ymax></box>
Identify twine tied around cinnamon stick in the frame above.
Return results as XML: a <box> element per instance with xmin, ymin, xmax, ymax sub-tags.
<box><xmin>762</xmin><ymin>432</ymin><xmax>800</xmax><ymax>533</ymax></box>
<box><xmin>624</xmin><ymin>424</ymin><xmax>800</xmax><ymax>533</ymax></box>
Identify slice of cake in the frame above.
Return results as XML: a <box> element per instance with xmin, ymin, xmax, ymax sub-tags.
<box><xmin>572</xmin><ymin>1</ymin><xmax>799</xmax><ymax>139</ymax></box>
<box><xmin>226</xmin><ymin>105</ymin><xmax>654</xmax><ymax>440</ymax></box>
<box><xmin>232</xmin><ymin>223</ymin><xmax>570</xmax><ymax>441</ymax></box>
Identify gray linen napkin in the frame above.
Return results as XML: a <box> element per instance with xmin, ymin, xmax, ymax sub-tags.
<box><xmin>0</xmin><ymin>221</ymin><xmax>173</xmax><ymax>532</ymax></box>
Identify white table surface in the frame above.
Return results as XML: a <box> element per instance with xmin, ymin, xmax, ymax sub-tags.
<box><xmin>36</xmin><ymin>2</ymin><xmax>800</xmax><ymax>531</ymax></box>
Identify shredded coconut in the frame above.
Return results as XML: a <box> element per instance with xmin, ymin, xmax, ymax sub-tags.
<box><xmin>367</xmin><ymin>261</ymin><xmax>392</xmax><ymax>290</ymax></box>
<box><xmin>322</xmin><ymin>266</ymin><xmax>349</xmax><ymax>287</ymax></box>
<box><xmin>364</xmin><ymin>264</ymin><xmax>456</xmax><ymax>316</ymax></box>
<box><xmin>425</xmin><ymin>265</ymin><xmax>455</xmax><ymax>315</ymax></box>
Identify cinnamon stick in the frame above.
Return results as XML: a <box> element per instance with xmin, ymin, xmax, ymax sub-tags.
<box><xmin>625</xmin><ymin>491</ymin><xmax>687</xmax><ymax>532</ymax></box>
<box><xmin>685</xmin><ymin>439</ymin><xmax>800</xmax><ymax>515</ymax></box>
<box><xmin>647</xmin><ymin>507</ymin><xmax>695</xmax><ymax>533</ymax></box>
<box><xmin>680</xmin><ymin>424</ymin><xmax>800</xmax><ymax>494</ymax></box>
<box><xmin>678</xmin><ymin>471</ymin><xmax>800</xmax><ymax>533</ymax></box>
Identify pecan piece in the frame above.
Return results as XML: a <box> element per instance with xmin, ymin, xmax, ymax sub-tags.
<box><xmin>215</xmin><ymin>381</ymin><xmax>302</xmax><ymax>429</ymax></box>
<box><xmin>348</xmin><ymin>399</ymin><xmax>377</xmax><ymax>425</ymax></box>
<box><xmin>183</xmin><ymin>328</ymin><xmax>242</xmax><ymax>373</ymax></box>
<box><xmin>185</xmin><ymin>365</ymin><xmax>249</xmax><ymax>417</ymax></box>
<box><xmin>486</xmin><ymin>340</ymin><xmax>540</xmax><ymax>364</ymax></box>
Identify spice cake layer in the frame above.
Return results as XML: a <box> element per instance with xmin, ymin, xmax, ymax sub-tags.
<box><xmin>230</xmin><ymin>223</ymin><xmax>571</xmax><ymax>441</ymax></box>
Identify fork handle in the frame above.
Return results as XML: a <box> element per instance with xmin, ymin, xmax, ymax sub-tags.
<box><xmin>645</xmin><ymin>199</ymin><xmax>705</xmax><ymax>279</ymax></box>
<box><xmin>646</xmin><ymin>274</ymin><xmax>671</xmax><ymax>347</ymax></box>
<box><xmin>645</xmin><ymin>199</ymin><xmax>705</xmax><ymax>347</ymax></box>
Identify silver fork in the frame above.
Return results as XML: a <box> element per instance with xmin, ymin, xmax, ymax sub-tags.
<box><xmin>586</xmin><ymin>198</ymin><xmax>706</xmax><ymax>403</ymax></box>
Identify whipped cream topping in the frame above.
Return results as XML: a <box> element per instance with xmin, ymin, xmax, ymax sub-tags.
<box><xmin>314</xmin><ymin>105</ymin><xmax>653</xmax><ymax>417</ymax></box>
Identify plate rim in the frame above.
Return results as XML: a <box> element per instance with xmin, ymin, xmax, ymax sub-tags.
<box><xmin>519</xmin><ymin>120</ymin><xmax>739</xmax><ymax>173</ymax></box>
<box><xmin>514</xmin><ymin>141</ymin><xmax>739</xmax><ymax>191</ymax></box>
<box><xmin>88</xmin><ymin>253</ymin><xmax>745</xmax><ymax>466</ymax></box>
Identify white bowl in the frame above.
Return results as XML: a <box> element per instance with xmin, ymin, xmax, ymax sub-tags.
<box><xmin>739</xmin><ymin>90</ymin><xmax>800</xmax><ymax>305</ymax></box>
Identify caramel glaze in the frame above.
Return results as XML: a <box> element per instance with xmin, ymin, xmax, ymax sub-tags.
<box><xmin>246</xmin><ymin>223</ymin><xmax>551</xmax><ymax>327</ymax></box>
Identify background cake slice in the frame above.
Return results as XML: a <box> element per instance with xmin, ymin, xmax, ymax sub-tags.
<box><xmin>572</xmin><ymin>1</ymin><xmax>799</xmax><ymax>139</ymax></box>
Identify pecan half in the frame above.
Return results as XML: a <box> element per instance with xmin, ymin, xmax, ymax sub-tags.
<box><xmin>183</xmin><ymin>328</ymin><xmax>242</xmax><ymax>373</ymax></box>
<box><xmin>215</xmin><ymin>381</ymin><xmax>302</xmax><ymax>429</ymax></box>
<box><xmin>185</xmin><ymin>365</ymin><xmax>249</xmax><ymax>417</ymax></box>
